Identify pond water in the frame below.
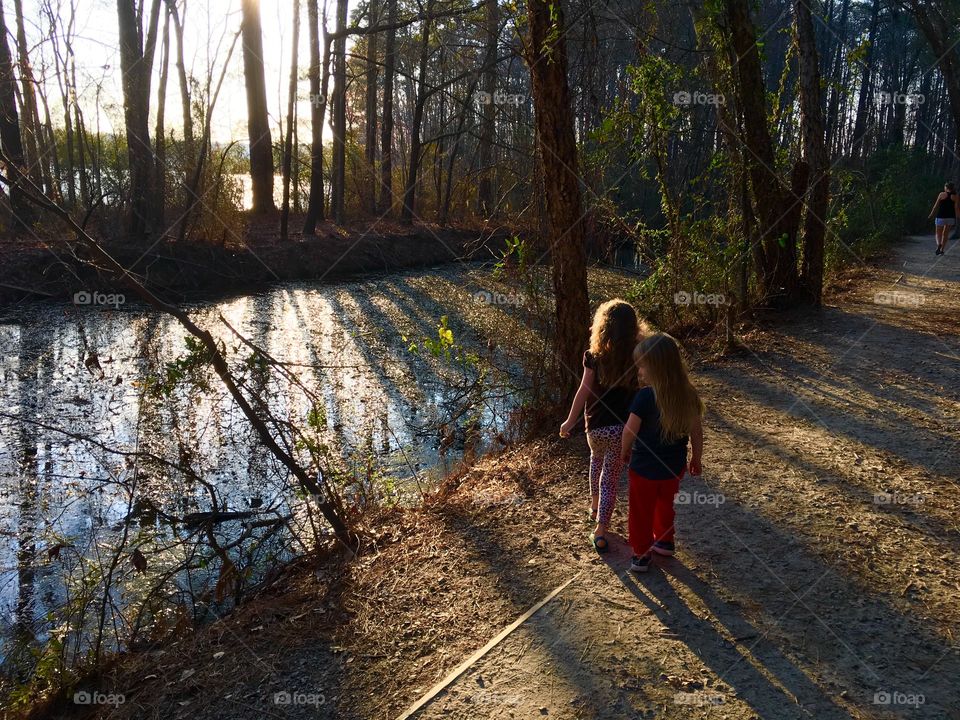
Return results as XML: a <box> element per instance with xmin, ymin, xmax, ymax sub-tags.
<box><xmin>0</xmin><ymin>259</ymin><xmax>637</xmax><ymax>664</ymax></box>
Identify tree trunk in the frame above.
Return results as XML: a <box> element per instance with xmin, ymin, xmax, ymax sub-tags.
<box><xmin>725</xmin><ymin>0</ymin><xmax>798</xmax><ymax>302</ymax></box>
<box><xmin>910</xmin><ymin>0</ymin><xmax>960</xmax><ymax>167</ymax></box>
<box><xmin>329</xmin><ymin>0</ymin><xmax>348</xmax><ymax>223</ymax></box>
<box><xmin>167</xmin><ymin>0</ymin><xmax>193</xmax><ymax>162</ymax></box>
<box><xmin>379</xmin><ymin>0</ymin><xmax>397</xmax><ymax>214</ymax></box>
<box><xmin>281</xmin><ymin>0</ymin><xmax>301</xmax><ymax>240</ymax></box>
<box><xmin>795</xmin><ymin>0</ymin><xmax>829</xmax><ymax>305</ymax></box>
<box><xmin>241</xmin><ymin>0</ymin><xmax>276</xmax><ymax>213</ymax></box>
<box><xmin>364</xmin><ymin>0</ymin><xmax>379</xmax><ymax>215</ymax></box>
<box><xmin>155</xmin><ymin>4</ymin><xmax>171</xmax><ymax>229</ymax></box>
<box><xmin>524</xmin><ymin>0</ymin><xmax>589</xmax><ymax>399</ymax></box>
<box><xmin>476</xmin><ymin>0</ymin><xmax>498</xmax><ymax>216</ymax></box>
<box><xmin>823</xmin><ymin>0</ymin><xmax>849</xmax><ymax>155</ymax></box>
<box><xmin>303</xmin><ymin>0</ymin><xmax>325</xmax><ymax>232</ymax></box>
<box><xmin>0</xmin><ymin>0</ymin><xmax>31</xmax><ymax>229</ymax></box>
<box><xmin>850</xmin><ymin>0</ymin><xmax>880</xmax><ymax>159</ymax></box>
<box><xmin>11</xmin><ymin>0</ymin><xmax>42</xmax><ymax>190</ymax></box>
<box><xmin>400</xmin><ymin>0</ymin><xmax>434</xmax><ymax>223</ymax></box>
<box><xmin>117</xmin><ymin>0</ymin><xmax>160</xmax><ymax>239</ymax></box>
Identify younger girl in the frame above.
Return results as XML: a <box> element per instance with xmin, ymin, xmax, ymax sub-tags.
<box><xmin>620</xmin><ymin>333</ymin><xmax>704</xmax><ymax>572</ymax></box>
<box><xmin>560</xmin><ymin>299</ymin><xmax>646</xmax><ymax>552</ymax></box>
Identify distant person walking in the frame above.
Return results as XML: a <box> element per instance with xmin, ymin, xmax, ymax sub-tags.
<box><xmin>929</xmin><ymin>182</ymin><xmax>960</xmax><ymax>255</ymax></box>
<box><xmin>560</xmin><ymin>300</ymin><xmax>649</xmax><ymax>554</ymax></box>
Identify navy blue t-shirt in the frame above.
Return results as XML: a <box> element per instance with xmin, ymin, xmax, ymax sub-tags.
<box><xmin>628</xmin><ymin>387</ymin><xmax>689</xmax><ymax>480</ymax></box>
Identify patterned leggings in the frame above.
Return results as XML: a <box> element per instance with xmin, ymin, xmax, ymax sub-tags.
<box><xmin>587</xmin><ymin>424</ymin><xmax>626</xmax><ymax>526</ymax></box>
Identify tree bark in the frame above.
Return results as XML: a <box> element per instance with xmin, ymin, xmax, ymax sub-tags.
<box><xmin>400</xmin><ymin>0</ymin><xmax>434</xmax><ymax>223</ymax></box>
<box><xmin>329</xmin><ymin>0</ymin><xmax>348</xmax><ymax>223</ymax></box>
<box><xmin>909</xmin><ymin>0</ymin><xmax>960</xmax><ymax>166</ymax></box>
<box><xmin>379</xmin><ymin>0</ymin><xmax>397</xmax><ymax>214</ymax></box>
<box><xmin>364</xmin><ymin>0</ymin><xmax>379</xmax><ymax>215</ymax></box>
<box><xmin>167</xmin><ymin>0</ymin><xmax>193</xmax><ymax>158</ymax></box>
<box><xmin>11</xmin><ymin>0</ymin><xmax>43</xmax><ymax>191</ymax></box>
<box><xmin>281</xmin><ymin>0</ymin><xmax>301</xmax><ymax>240</ymax></box>
<box><xmin>794</xmin><ymin>0</ymin><xmax>829</xmax><ymax>305</ymax></box>
<box><xmin>241</xmin><ymin>0</ymin><xmax>276</xmax><ymax>213</ymax></box>
<box><xmin>524</xmin><ymin>0</ymin><xmax>589</xmax><ymax>398</ymax></box>
<box><xmin>725</xmin><ymin>0</ymin><xmax>798</xmax><ymax>302</ymax></box>
<box><xmin>476</xmin><ymin>0</ymin><xmax>498</xmax><ymax>216</ymax></box>
<box><xmin>823</xmin><ymin>0</ymin><xmax>849</xmax><ymax>155</ymax></box>
<box><xmin>303</xmin><ymin>0</ymin><xmax>325</xmax><ymax>232</ymax></box>
<box><xmin>0</xmin><ymin>0</ymin><xmax>31</xmax><ymax>229</ymax></box>
<box><xmin>155</xmin><ymin>4</ymin><xmax>171</xmax><ymax>229</ymax></box>
<box><xmin>117</xmin><ymin>0</ymin><xmax>161</xmax><ymax>239</ymax></box>
<box><xmin>850</xmin><ymin>0</ymin><xmax>880</xmax><ymax>158</ymax></box>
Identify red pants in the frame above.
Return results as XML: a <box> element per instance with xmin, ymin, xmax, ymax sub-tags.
<box><xmin>628</xmin><ymin>468</ymin><xmax>682</xmax><ymax>557</ymax></box>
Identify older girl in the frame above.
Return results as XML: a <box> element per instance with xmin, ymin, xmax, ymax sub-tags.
<box><xmin>560</xmin><ymin>299</ymin><xmax>647</xmax><ymax>552</ymax></box>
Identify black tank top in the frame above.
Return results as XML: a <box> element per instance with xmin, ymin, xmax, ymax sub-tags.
<box><xmin>937</xmin><ymin>191</ymin><xmax>956</xmax><ymax>219</ymax></box>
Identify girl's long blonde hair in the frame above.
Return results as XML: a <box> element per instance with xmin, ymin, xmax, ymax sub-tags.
<box><xmin>634</xmin><ymin>333</ymin><xmax>704</xmax><ymax>441</ymax></box>
<box><xmin>589</xmin><ymin>299</ymin><xmax>646</xmax><ymax>392</ymax></box>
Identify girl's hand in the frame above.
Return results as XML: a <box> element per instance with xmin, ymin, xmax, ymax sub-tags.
<box><xmin>559</xmin><ymin>419</ymin><xmax>575</xmax><ymax>438</ymax></box>
<box><xmin>689</xmin><ymin>459</ymin><xmax>702</xmax><ymax>477</ymax></box>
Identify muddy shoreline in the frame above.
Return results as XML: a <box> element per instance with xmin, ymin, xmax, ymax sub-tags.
<box><xmin>0</xmin><ymin>219</ymin><xmax>514</xmax><ymax>310</ymax></box>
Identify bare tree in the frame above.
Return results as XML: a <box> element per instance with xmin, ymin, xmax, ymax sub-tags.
<box><xmin>477</xmin><ymin>0</ymin><xmax>498</xmax><ymax>216</ymax></box>
<box><xmin>795</xmin><ymin>0</ymin><xmax>829</xmax><ymax>305</ymax></box>
<box><xmin>379</xmin><ymin>0</ymin><xmax>397</xmax><ymax>214</ymax></box>
<box><xmin>281</xmin><ymin>0</ymin><xmax>301</xmax><ymax>240</ymax></box>
<box><xmin>364</xmin><ymin>0</ymin><xmax>380</xmax><ymax>214</ymax></box>
<box><xmin>400</xmin><ymin>0</ymin><xmax>435</xmax><ymax>223</ymax></box>
<box><xmin>116</xmin><ymin>0</ymin><xmax>161</xmax><ymax>239</ymax></box>
<box><xmin>524</xmin><ymin>0</ymin><xmax>589</xmax><ymax>397</ymax></box>
<box><xmin>303</xmin><ymin>0</ymin><xmax>326</xmax><ymax>233</ymax></box>
<box><xmin>329</xmin><ymin>0</ymin><xmax>348</xmax><ymax>223</ymax></box>
<box><xmin>241</xmin><ymin>0</ymin><xmax>277</xmax><ymax>213</ymax></box>
<box><xmin>0</xmin><ymin>0</ymin><xmax>31</xmax><ymax>229</ymax></box>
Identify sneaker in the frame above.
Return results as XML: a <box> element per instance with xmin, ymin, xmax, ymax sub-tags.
<box><xmin>630</xmin><ymin>554</ymin><xmax>651</xmax><ymax>573</ymax></box>
<box><xmin>652</xmin><ymin>540</ymin><xmax>675</xmax><ymax>556</ymax></box>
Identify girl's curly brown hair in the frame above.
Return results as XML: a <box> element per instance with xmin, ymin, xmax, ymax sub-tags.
<box><xmin>588</xmin><ymin>299</ymin><xmax>648</xmax><ymax>392</ymax></box>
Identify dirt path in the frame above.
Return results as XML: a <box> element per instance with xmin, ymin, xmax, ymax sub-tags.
<box><xmin>80</xmin><ymin>236</ymin><xmax>958</xmax><ymax>720</ymax></box>
<box><xmin>406</xmin><ymin>236</ymin><xmax>960</xmax><ymax>720</ymax></box>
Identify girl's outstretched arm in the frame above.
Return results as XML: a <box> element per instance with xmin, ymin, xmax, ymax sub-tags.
<box><xmin>689</xmin><ymin>415</ymin><xmax>703</xmax><ymax>476</ymax></box>
<box><xmin>621</xmin><ymin>413</ymin><xmax>641</xmax><ymax>463</ymax></box>
<box><xmin>560</xmin><ymin>365</ymin><xmax>595</xmax><ymax>437</ymax></box>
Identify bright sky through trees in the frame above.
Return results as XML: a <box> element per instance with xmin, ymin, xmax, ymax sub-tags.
<box><xmin>22</xmin><ymin>0</ymin><xmax>360</xmax><ymax>144</ymax></box>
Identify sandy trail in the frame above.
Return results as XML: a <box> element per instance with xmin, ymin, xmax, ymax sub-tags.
<box><xmin>410</xmin><ymin>236</ymin><xmax>960</xmax><ymax>720</ymax></box>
